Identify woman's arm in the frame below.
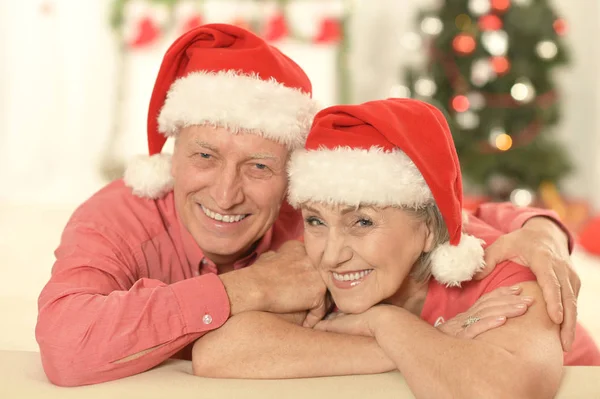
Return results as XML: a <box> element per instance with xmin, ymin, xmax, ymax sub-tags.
<box><xmin>380</xmin><ymin>282</ymin><xmax>561</xmax><ymax>399</ymax></box>
<box><xmin>317</xmin><ymin>281</ymin><xmax>562</xmax><ymax>399</ymax></box>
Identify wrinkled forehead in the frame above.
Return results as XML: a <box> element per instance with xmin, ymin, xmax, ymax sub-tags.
<box><xmin>176</xmin><ymin>125</ymin><xmax>290</xmax><ymax>159</ymax></box>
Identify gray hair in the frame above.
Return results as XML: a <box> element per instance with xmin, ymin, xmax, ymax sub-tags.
<box><xmin>406</xmin><ymin>203</ymin><xmax>450</xmax><ymax>283</ymax></box>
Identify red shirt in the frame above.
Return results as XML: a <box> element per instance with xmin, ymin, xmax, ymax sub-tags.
<box><xmin>421</xmin><ymin>215</ymin><xmax>600</xmax><ymax>365</ymax></box>
<box><xmin>35</xmin><ymin>179</ymin><xmax>572</xmax><ymax>386</ymax></box>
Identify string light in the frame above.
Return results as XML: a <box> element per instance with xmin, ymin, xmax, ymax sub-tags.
<box><xmin>510</xmin><ymin>188</ymin><xmax>534</xmax><ymax>207</ymax></box>
<box><xmin>467</xmin><ymin>92</ymin><xmax>486</xmax><ymax>110</ymax></box>
<box><xmin>421</xmin><ymin>16</ymin><xmax>443</xmax><ymax>35</ymax></box>
<box><xmin>451</xmin><ymin>95</ymin><xmax>470</xmax><ymax>112</ymax></box>
<box><xmin>495</xmin><ymin>133</ymin><xmax>513</xmax><ymax>151</ymax></box>
<box><xmin>468</xmin><ymin>0</ymin><xmax>491</xmax><ymax>16</ymax></box>
<box><xmin>491</xmin><ymin>56</ymin><xmax>511</xmax><ymax>75</ymax></box>
<box><xmin>453</xmin><ymin>34</ymin><xmax>477</xmax><ymax>55</ymax></box>
<box><xmin>553</xmin><ymin>18</ymin><xmax>567</xmax><ymax>36</ymax></box>
<box><xmin>482</xmin><ymin>30</ymin><xmax>509</xmax><ymax>56</ymax></box>
<box><xmin>510</xmin><ymin>78</ymin><xmax>536</xmax><ymax>103</ymax></box>
<box><xmin>471</xmin><ymin>58</ymin><xmax>496</xmax><ymax>86</ymax></box>
<box><xmin>456</xmin><ymin>111</ymin><xmax>480</xmax><ymax>129</ymax></box>
<box><xmin>455</xmin><ymin>14</ymin><xmax>472</xmax><ymax>31</ymax></box>
<box><xmin>414</xmin><ymin>77</ymin><xmax>437</xmax><ymax>97</ymax></box>
<box><xmin>536</xmin><ymin>40</ymin><xmax>558</xmax><ymax>59</ymax></box>
<box><xmin>478</xmin><ymin>14</ymin><xmax>503</xmax><ymax>31</ymax></box>
<box><xmin>491</xmin><ymin>0</ymin><xmax>511</xmax><ymax>13</ymax></box>
<box><xmin>489</xmin><ymin>127</ymin><xmax>512</xmax><ymax>151</ymax></box>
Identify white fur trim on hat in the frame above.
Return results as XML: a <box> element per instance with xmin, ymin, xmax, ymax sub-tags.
<box><xmin>158</xmin><ymin>70</ymin><xmax>320</xmax><ymax>150</ymax></box>
<box><xmin>430</xmin><ymin>233</ymin><xmax>486</xmax><ymax>287</ymax></box>
<box><xmin>124</xmin><ymin>153</ymin><xmax>174</xmax><ymax>199</ymax></box>
<box><xmin>287</xmin><ymin>147</ymin><xmax>433</xmax><ymax>208</ymax></box>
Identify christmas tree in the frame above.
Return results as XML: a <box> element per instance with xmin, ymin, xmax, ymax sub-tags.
<box><xmin>403</xmin><ymin>0</ymin><xmax>572</xmax><ymax>201</ymax></box>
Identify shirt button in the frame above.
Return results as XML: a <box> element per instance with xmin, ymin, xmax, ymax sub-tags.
<box><xmin>202</xmin><ymin>314</ymin><xmax>213</xmax><ymax>325</ymax></box>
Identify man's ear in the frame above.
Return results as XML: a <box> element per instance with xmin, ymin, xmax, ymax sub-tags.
<box><xmin>170</xmin><ymin>138</ymin><xmax>179</xmax><ymax>177</ymax></box>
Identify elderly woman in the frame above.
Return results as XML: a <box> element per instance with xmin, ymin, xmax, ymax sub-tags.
<box><xmin>287</xmin><ymin>98</ymin><xmax>600</xmax><ymax>398</ymax></box>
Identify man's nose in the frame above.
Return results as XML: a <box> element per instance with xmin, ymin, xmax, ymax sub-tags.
<box><xmin>210</xmin><ymin>163</ymin><xmax>244</xmax><ymax>210</ymax></box>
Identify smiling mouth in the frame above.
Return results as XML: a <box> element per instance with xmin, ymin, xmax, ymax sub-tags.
<box><xmin>200</xmin><ymin>204</ymin><xmax>249</xmax><ymax>223</ymax></box>
<box><xmin>332</xmin><ymin>269</ymin><xmax>373</xmax><ymax>282</ymax></box>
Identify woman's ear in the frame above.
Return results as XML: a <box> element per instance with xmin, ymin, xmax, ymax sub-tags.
<box><xmin>423</xmin><ymin>222</ymin><xmax>436</xmax><ymax>253</ymax></box>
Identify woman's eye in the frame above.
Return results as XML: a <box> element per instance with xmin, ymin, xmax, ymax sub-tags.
<box><xmin>305</xmin><ymin>217</ymin><xmax>323</xmax><ymax>227</ymax></box>
<box><xmin>356</xmin><ymin>218</ymin><xmax>373</xmax><ymax>227</ymax></box>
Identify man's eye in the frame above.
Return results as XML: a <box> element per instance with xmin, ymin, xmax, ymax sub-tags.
<box><xmin>356</xmin><ymin>218</ymin><xmax>373</xmax><ymax>227</ymax></box>
<box><xmin>199</xmin><ymin>153</ymin><xmax>211</xmax><ymax>159</ymax></box>
<box><xmin>254</xmin><ymin>163</ymin><xmax>267</xmax><ymax>170</ymax></box>
<box><xmin>305</xmin><ymin>217</ymin><xmax>323</xmax><ymax>227</ymax></box>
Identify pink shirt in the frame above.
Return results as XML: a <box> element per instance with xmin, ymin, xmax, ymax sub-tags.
<box><xmin>421</xmin><ymin>214</ymin><xmax>600</xmax><ymax>365</ymax></box>
<box><xmin>35</xmin><ymin>180</ymin><xmax>571</xmax><ymax>386</ymax></box>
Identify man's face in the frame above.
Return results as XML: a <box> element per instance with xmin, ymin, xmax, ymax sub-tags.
<box><xmin>171</xmin><ymin>125</ymin><xmax>290</xmax><ymax>263</ymax></box>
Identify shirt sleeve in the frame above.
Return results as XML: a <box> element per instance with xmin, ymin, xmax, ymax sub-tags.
<box><xmin>480</xmin><ymin>261</ymin><xmax>537</xmax><ymax>295</ymax></box>
<box><xmin>36</xmin><ymin>221</ymin><xmax>230</xmax><ymax>387</ymax></box>
<box><xmin>470</xmin><ymin>202</ymin><xmax>574</xmax><ymax>253</ymax></box>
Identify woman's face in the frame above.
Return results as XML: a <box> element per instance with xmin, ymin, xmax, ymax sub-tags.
<box><xmin>302</xmin><ymin>202</ymin><xmax>434</xmax><ymax>314</ymax></box>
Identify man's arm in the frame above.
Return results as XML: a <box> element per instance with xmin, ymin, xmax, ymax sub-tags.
<box><xmin>36</xmin><ymin>222</ymin><xmax>230</xmax><ymax>387</ymax></box>
<box><xmin>472</xmin><ymin>202</ymin><xmax>573</xmax><ymax>251</ymax></box>
<box><xmin>470</xmin><ymin>203</ymin><xmax>580</xmax><ymax>350</ymax></box>
<box><xmin>191</xmin><ymin>311</ymin><xmax>396</xmax><ymax>378</ymax></box>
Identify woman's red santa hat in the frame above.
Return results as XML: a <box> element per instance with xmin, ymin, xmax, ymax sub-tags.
<box><xmin>287</xmin><ymin>98</ymin><xmax>485</xmax><ymax>286</ymax></box>
<box><xmin>124</xmin><ymin>23</ymin><xmax>320</xmax><ymax>199</ymax></box>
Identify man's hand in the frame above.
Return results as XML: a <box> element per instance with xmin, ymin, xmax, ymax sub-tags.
<box><xmin>475</xmin><ymin>216</ymin><xmax>579</xmax><ymax>351</ymax></box>
<box><xmin>221</xmin><ymin>240</ymin><xmax>328</xmax><ymax>318</ymax></box>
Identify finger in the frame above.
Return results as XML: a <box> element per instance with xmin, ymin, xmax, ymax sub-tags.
<box><xmin>312</xmin><ymin>318</ymin><xmax>346</xmax><ymax>334</ymax></box>
<box><xmin>472</xmin><ymin>295</ymin><xmax>533</xmax><ymax>316</ymax></box>
<box><xmin>303</xmin><ymin>305</ymin><xmax>327</xmax><ymax>328</ymax></box>
<box><xmin>475</xmin><ymin>301</ymin><xmax>532</xmax><ymax>321</ymax></box>
<box><xmin>568</xmin><ymin>264</ymin><xmax>581</xmax><ymax>298</ymax></box>
<box><xmin>325</xmin><ymin>311</ymin><xmax>344</xmax><ymax>320</ymax></box>
<box><xmin>303</xmin><ymin>294</ymin><xmax>332</xmax><ymax>328</ymax></box>
<box><xmin>468</xmin><ymin>287</ymin><xmax>524</xmax><ymax>314</ymax></box>
<box><xmin>476</xmin><ymin>285</ymin><xmax>523</xmax><ymax>302</ymax></box>
<box><xmin>474</xmin><ymin>260</ymin><xmax>495</xmax><ymax>280</ymax></box>
<box><xmin>478</xmin><ymin>239</ymin><xmax>509</xmax><ymax>280</ymax></box>
<box><xmin>460</xmin><ymin>316</ymin><xmax>507</xmax><ymax>339</ymax></box>
<box><xmin>313</xmin><ymin>320</ymin><xmax>329</xmax><ymax>331</ymax></box>
<box><xmin>555</xmin><ymin>264</ymin><xmax>577</xmax><ymax>352</ymax></box>
<box><xmin>534</xmin><ymin>263</ymin><xmax>564</xmax><ymax>325</ymax></box>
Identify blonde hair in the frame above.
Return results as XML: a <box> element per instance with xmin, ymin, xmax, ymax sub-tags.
<box><xmin>407</xmin><ymin>203</ymin><xmax>450</xmax><ymax>282</ymax></box>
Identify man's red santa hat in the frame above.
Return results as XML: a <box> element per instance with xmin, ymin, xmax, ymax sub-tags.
<box><xmin>287</xmin><ymin>98</ymin><xmax>485</xmax><ymax>286</ymax></box>
<box><xmin>124</xmin><ymin>23</ymin><xmax>319</xmax><ymax>198</ymax></box>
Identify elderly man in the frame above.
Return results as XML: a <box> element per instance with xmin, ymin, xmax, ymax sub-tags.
<box><xmin>36</xmin><ymin>24</ymin><xmax>578</xmax><ymax>386</ymax></box>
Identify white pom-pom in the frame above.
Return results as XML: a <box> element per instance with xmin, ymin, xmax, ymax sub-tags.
<box><xmin>123</xmin><ymin>153</ymin><xmax>174</xmax><ymax>199</ymax></box>
<box><xmin>430</xmin><ymin>233</ymin><xmax>486</xmax><ymax>287</ymax></box>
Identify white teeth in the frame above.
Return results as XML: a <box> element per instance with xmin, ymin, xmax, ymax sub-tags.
<box><xmin>332</xmin><ymin>269</ymin><xmax>373</xmax><ymax>282</ymax></box>
<box><xmin>201</xmin><ymin>205</ymin><xmax>246</xmax><ymax>223</ymax></box>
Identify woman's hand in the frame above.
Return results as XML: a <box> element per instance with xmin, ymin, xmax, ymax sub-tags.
<box><xmin>313</xmin><ymin>306</ymin><xmax>391</xmax><ymax>337</ymax></box>
<box><xmin>314</xmin><ymin>285</ymin><xmax>533</xmax><ymax>339</ymax></box>
<box><xmin>436</xmin><ymin>285</ymin><xmax>533</xmax><ymax>338</ymax></box>
<box><xmin>477</xmin><ymin>216</ymin><xmax>579</xmax><ymax>351</ymax></box>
